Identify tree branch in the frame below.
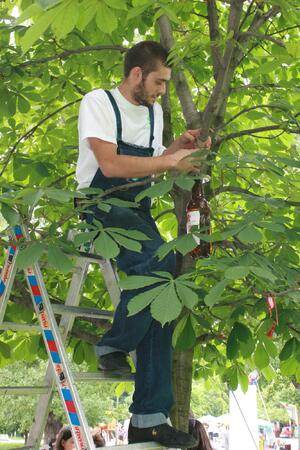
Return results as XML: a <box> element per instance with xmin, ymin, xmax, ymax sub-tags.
<box><xmin>12</xmin><ymin>45</ymin><xmax>127</xmax><ymax>70</ymax></box>
<box><xmin>207</xmin><ymin>0</ymin><xmax>223</xmax><ymax>79</ymax></box>
<box><xmin>161</xmin><ymin>82</ymin><xmax>174</xmax><ymax>147</ymax></box>
<box><xmin>237</xmin><ymin>31</ymin><xmax>285</xmax><ymax>47</ymax></box>
<box><xmin>214</xmin><ymin>185</ymin><xmax>300</xmax><ymax>207</ymax></box>
<box><xmin>234</xmin><ymin>5</ymin><xmax>281</xmax><ymax>65</ymax></box>
<box><xmin>158</xmin><ymin>14</ymin><xmax>200</xmax><ymax>128</ymax></box>
<box><xmin>217</xmin><ymin>104</ymin><xmax>291</xmax><ymax>130</ymax></box>
<box><xmin>218</xmin><ymin>124</ymin><xmax>299</xmax><ymax>143</ymax></box>
<box><xmin>202</xmin><ymin>0</ymin><xmax>244</xmax><ymax>132</ymax></box>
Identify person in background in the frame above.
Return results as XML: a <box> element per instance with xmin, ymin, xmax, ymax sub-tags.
<box><xmin>189</xmin><ymin>419</ymin><xmax>213</xmax><ymax>450</ymax></box>
<box><xmin>92</xmin><ymin>428</ymin><xmax>106</xmax><ymax>447</ymax></box>
<box><xmin>54</xmin><ymin>426</ymin><xmax>74</xmax><ymax>450</ymax></box>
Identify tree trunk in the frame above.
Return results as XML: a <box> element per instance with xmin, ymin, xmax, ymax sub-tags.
<box><xmin>43</xmin><ymin>411</ymin><xmax>63</xmax><ymax>446</ymax></box>
<box><xmin>171</xmin><ymin>348</ymin><xmax>194</xmax><ymax>431</ymax></box>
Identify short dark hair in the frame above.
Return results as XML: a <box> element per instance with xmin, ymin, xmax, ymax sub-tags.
<box><xmin>124</xmin><ymin>40</ymin><xmax>170</xmax><ymax>78</ymax></box>
<box><xmin>55</xmin><ymin>426</ymin><xmax>72</xmax><ymax>450</ymax></box>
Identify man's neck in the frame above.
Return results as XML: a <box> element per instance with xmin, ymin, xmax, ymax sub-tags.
<box><xmin>118</xmin><ymin>81</ymin><xmax>139</xmax><ymax>105</ymax></box>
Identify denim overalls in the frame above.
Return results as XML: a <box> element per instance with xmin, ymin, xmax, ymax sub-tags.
<box><xmin>88</xmin><ymin>90</ymin><xmax>176</xmax><ymax>427</ymax></box>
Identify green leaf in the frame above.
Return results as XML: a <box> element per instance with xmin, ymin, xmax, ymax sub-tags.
<box><xmin>17</xmin><ymin>95</ymin><xmax>31</xmax><ymax>113</ymax></box>
<box><xmin>34</xmin><ymin>162</ymin><xmax>50</xmax><ymax>177</ymax></box>
<box><xmin>280</xmin><ymin>357</ymin><xmax>298</xmax><ymax>376</ymax></box>
<box><xmin>107</xmin><ymin>228</ymin><xmax>150</xmax><ymax>240</ymax></box>
<box><xmin>227</xmin><ymin>366</ymin><xmax>238</xmax><ymax>391</ymax></box>
<box><xmin>94</xmin><ymin>232</ymin><xmax>120</xmax><ymax>259</ymax></box>
<box><xmin>1</xmin><ymin>204</ymin><xmax>20</xmax><ymax>226</ymax></box>
<box><xmin>103</xmin><ymin>0</ymin><xmax>128</xmax><ymax>10</ymax></box>
<box><xmin>48</xmin><ymin>245</ymin><xmax>73</xmax><ymax>273</ymax></box>
<box><xmin>96</xmin><ymin>3</ymin><xmax>117</xmax><ymax>34</ymax></box>
<box><xmin>176</xmin><ymin>283</ymin><xmax>199</xmax><ymax>310</ymax></box>
<box><xmin>250</xmin><ymin>266</ymin><xmax>277</xmax><ymax>283</ymax></box>
<box><xmin>224</xmin><ymin>266</ymin><xmax>250</xmax><ymax>280</ymax></box>
<box><xmin>77</xmin><ymin>0</ymin><xmax>97</xmax><ymax>30</ymax></box>
<box><xmin>234</xmin><ymin>322</ymin><xmax>252</xmax><ymax>343</ymax></box>
<box><xmin>21</xmin><ymin>7</ymin><xmax>59</xmax><ymax>53</ymax></box>
<box><xmin>176</xmin><ymin>234</ymin><xmax>198</xmax><ymax>255</ymax></box>
<box><xmin>156</xmin><ymin>240</ymin><xmax>175</xmax><ymax>261</ymax></box>
<box><xmin>127</xmin><ymin>284</ymin><xmax>167</xmax><ymax>316</ymax></box>
<box><xmin>135</xmin><ymin>179</ymin><xmax>173</xmax><ymax>201</ymax></box>
<box><xmin>275</xmin><ymin>157</ymin><xmax>300</xmax><ymax>169</ymax></box>
<box><xmin>237</xmin><ymin>367</ymin><xmax>249</xmax><ymax>393</ymax></box>
<box><xmin>127</xmin><ymin>3</ymin><xmax>149</xmax><ymax>19</ymax></box>
<box><xmin>73</xmin><ymin>231</ymin><xmax>98</xmax><ymax>246</ymax></box>
<box><xmin>263</xmin><ymin>337</ymin><xmax>278</xmax><ymax>358</ymax></box>
<box><xmin>239</xmin><ymin>337</ymin><xmax>255</xmax><ymax>359</ymax></box>
<box><xmin>261</xmin><ymin>365</ymin><xmax>276</xmax><ymax>382</ymax></box>
<box><xmin>257</xmin><ymin>221</ymin><xmax>286</xmax><ymax>232</ymax></box>
<box><xmin>174</xmin><ymin>315</ymin><xmax>196</xmax><ymax>350</ymax></box>
<box><xmin>226</xmin><ymin>330</ymin><xmax>239</xmax><ymax>360</ymax></box>
<box><xmin>20</xmin><ymin>188</ymin><xmax>44</xmax><ymax>205</ymax></box>
<box><xmin>51</xmin><ymin>0</ymin><xmax>79</xmax><ymax>39</ymax></box>
<box><xmin>110</xmin><ymin>232</ymin><xmax>142</xmax><ymax>253</ymax></box>
<box><xmin>279</xmin><ymin>338</ymin><xmax>296</xmax><ymax>361</ymax></box>
<box><xmin>73</xmin><ymin>341</ymin><xmax>84</xmax><ymax>365</ymax></box>
<box><xmin>46</xmin><ymin>189</ymin><xmax>72</xmax><ymax>202</ymax></box>
<box><xmin>0</xmin><ymin>341</ymin><xmax>11</xmax><ymax>359</ymax></box>
<box><xmin>15</xmin><ymin>4</ymin><xmax>43</xmax><ymax>24</ymax></box>
<box><xmin>151</xmin><ymin>283</ymin><xmax>182</xmax><ymax>325</ymax></box>
<box><xmin>37</xmin><ymin>0</ymin><xmax>62</xmax><ymax>8</ymax></box>
<box><xmin>17</xmin><ymin>243</ymin><xmax>45</xmax><ymax>269</ymax></box>
<box><xmin>238</xmin><ymin>225</ymin><xmax>263</xmax><ymax>244</ymax></box>
<box><xmin>172</xmin><ymin>314</ymin><xmax>188</xmax><ymax>348</ymax></box>
<box><xmin>204</xmin><ymin>279</ymin><xmax>228</xmax><ymax>307</ymax></box>
<box><xmin>174</xmin><ymin>176</ymin><xmax>195</xmax><ymax>191</ymax></box>
<box><xmin>254</xmin><ymin>342</ymin><xmax>270</xmax><ymax>369</ymax></box>
<box><xmin>105</xmin><ymin>198</ymin><xmax>139</xmax><ymax>208</ymax></box>
<box><xmin>120</xmin><ymin>275</ymin><xmax>165</xmax><ymax>290</ymax></box>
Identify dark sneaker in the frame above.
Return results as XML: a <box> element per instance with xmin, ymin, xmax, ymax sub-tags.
<box><xmin>128</xmin><ymin>421</ymin><xmax>198</xmax><ymax>448</ymax></box>
<box><xmin>98</xmin><ymin>351</ymin><xmax>131</xmax><ymax>373</ymax></box>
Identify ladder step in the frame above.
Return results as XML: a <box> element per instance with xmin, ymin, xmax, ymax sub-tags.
<box><xmin>105</xmin><ymin>443</ymin><xmax>164</xmax><ymax>450</ymax></box>
<box><xmin>51</xmin><ymin>304</ymin><xmax>114</xmax><ymax>319</ymax></box>
<box><xmin>0</xmin><ymin>372</ymin><xmax>134</xmax><ymax>395</ymax></box>
<box><xmin>78</xmin><ymin>251</ymin><xmax>106</xmax><ymax>263</ymax></box>
<box><xmin>0</xmin><ymin>306</ymin><xmax>113</xmax><ymax>332</ymax></box>
<box><xmin>0</xmin><ymin>386</ymin><xmax>49</xmax><ymax>395</ymax></box>
<box><xmin>75</xmin><ymin>371</ymin><xmax>134</xmax><ymax>382</ymax></box>
<box><xmin>0</xmin><ymin>322</ymin><xmax>40</xmax><ymax>332</ymax></box>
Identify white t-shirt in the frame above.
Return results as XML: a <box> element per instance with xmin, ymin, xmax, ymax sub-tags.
<box><xmin>76</xmin><ymin>88</ymin><xmax>166</xmax><ymax>189</ymax></box>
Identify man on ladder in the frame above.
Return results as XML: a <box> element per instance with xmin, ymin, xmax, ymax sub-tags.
<box><xmin>76</xmin><ymin>40</ymin><xmax>211</xmax><ymax>448</ymax></box>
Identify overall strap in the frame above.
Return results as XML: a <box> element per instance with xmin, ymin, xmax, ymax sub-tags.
<box><xmin>104</xmin><ymin>90</ymin><xmax>122</xmax><ymax>142</ymax></box>
<box><xmin>148</xmin><ymin>105</ymin><xmax>155</xmax><ymax>147</ymax></box>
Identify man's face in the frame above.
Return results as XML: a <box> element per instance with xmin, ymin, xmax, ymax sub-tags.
<box><xmin>133</xmin><ymin>63</ymin><xmax>171</xmax><ymax>106</ymax></box>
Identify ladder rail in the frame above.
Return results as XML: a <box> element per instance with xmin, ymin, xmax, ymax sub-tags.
<box><xmin>13</xmin><ymin>225</ymin><xmax>95</xmax><ymax>450</ymax></box>
<box><xmin>0</xmin><ymin>240</ymin><xmax>19</xmax><ymax>324</ymax></box>
<box><xmin>27</xmin><ymin>254</ymin><xmax>91</xmax><ymax>450</ymax></box>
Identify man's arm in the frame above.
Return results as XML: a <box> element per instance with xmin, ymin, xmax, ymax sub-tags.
<box><xmin>88</xmin><ymin>138</ymin><xmax>200</xmax><ymax>178</ymax></box>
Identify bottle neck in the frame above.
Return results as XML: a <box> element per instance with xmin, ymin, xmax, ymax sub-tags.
<box><xmin>191</xmin><ymin>180</ymin><xmax>204</xmax><ymax>200</ymax></box>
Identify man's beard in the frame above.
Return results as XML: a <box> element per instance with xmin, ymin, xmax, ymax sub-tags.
<box><xmin>133</xmin><ymin>79</ymin><xmax>153</xmax><ymax>107</ymax></box>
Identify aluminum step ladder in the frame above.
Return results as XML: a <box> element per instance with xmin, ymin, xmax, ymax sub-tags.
<box><xmin>0</xmin><ymin>224</ymin><xmax>163</xmax><ymax>450</ymax></box>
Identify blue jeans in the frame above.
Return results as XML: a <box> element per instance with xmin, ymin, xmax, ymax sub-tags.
<box><xmin>87</xmin><ymin>205</ymin><xmax>176</xmax><ymax>427</ymax></box>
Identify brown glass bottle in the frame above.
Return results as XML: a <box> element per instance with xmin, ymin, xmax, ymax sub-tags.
<box><xmin>186</xmin><ymin>180</ymin><xmax>212</xmax><ymax>258</ymax></box>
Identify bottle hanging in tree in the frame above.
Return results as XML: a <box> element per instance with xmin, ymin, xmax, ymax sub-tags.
<box><xmin>186</xmin><ymin>180</ymin><xmax>212</xmax><ymax>258</ymax></box>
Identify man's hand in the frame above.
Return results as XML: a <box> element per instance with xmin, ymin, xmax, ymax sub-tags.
<box><xmin>165</xmin><ymin>129</ymin><xmax>212</xmax><ymax>155</ymax></box>
<box><xmin>179</xmin><ymin>129</ymin><xmax>212</xmax><ymax>150</ymax></box>
<box><xmin>168</xmin><ymin>148</ymin><xmax>202</xmax><ymax>173</ymax></box>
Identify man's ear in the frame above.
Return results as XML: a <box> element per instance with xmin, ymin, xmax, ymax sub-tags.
<box><xmin>130</xmin><ymin>66</ymin><xmax>143</xmax><ymax>83</ymax></box>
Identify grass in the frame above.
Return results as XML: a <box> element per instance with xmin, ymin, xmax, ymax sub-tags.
<box><xmin>0</xmin><ymin>444</ymin><xmax>24</xmax><ymax>449</ymax></box>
